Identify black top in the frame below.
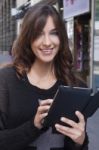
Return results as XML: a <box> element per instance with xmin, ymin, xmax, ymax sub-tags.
<box><xmin>0</xmin><ymin>66</ymin><xmax>88</xmax><ymax>150</ymax></box>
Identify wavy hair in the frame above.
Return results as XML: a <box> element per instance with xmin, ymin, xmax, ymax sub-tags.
<box><xmin>12</xmin><ymin>2</ymin><xmax>78</xmax><ymax>86</ymax></box>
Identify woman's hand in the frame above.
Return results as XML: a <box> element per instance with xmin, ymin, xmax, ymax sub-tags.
<box><xmin>34</xmin><ymin>99</ymin><xmax>53</xmax><ymax>129</ymax></box>
<box><xmin>55</xmin><ymin>111</ymin><xmax>85</xmax><ymax>145</ymax></box>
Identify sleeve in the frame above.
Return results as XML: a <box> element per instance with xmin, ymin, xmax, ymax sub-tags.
<box><xmin>0</xmin><ymin>69</ymin><xmax>42</xmax><ymax>150</ymax></box>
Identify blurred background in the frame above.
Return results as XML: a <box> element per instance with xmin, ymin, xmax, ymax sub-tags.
<box><xmin>0</xmin><ymin>0</ymin><xmax>99</xmax><ymax>149</ymax></box>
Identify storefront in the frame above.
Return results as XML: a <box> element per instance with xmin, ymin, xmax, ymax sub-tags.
<box><xmin>92</xmin><ymin>0</ymin><xmax>99</xmax><ymax>92</ymax></box>
<box><xmin>58</xmin><ymin>0</ymin><xmax>91</xmax><ymax>87</ymax></box>
<box><xmin>58</xmin><ymin>0</ymin><xmax>99</xmax><ymax>93</ymax></box>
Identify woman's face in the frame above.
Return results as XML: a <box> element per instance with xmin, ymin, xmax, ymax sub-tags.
<box><xmin>31</xmin><ymin>16</ymin><xmax>60</xmax><ymax>63</ymax></box>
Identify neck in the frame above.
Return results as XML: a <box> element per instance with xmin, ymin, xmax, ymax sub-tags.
<box><xmin>27</xmin><ymin>61</ymin><xmax>57</xmax><ymax>89</ymax></box>
<box><xmin>31</xmin><ymin>60</ymin><xmax>54</xmax><ymax>78</ymax></box>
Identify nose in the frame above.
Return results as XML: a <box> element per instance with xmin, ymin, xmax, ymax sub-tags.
<box><xmin>42</xmin><ymin>34</ymin><xmax>51</xmax><ymax>46</ymax></box>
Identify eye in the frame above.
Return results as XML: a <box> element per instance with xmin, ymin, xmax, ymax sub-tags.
<box><xmin>50</xmin><ymin>31</ymin><xmax>59</xmax><ymax>36</ymax></box>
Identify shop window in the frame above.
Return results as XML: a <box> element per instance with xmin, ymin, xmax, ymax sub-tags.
<box><xmin>74</xmin><ymin>14</ymin><xmax>91</xmax><ymax>81</ymax></box>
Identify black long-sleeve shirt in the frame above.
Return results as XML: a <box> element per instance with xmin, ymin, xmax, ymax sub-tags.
<box><xmin>0</xmin><ymin>66</ymin><xmax>88</xmax><ymax>150</ymax></box>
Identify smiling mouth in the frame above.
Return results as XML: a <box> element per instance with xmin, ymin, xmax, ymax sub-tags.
<box><xmin>40</xmin><ymin>48</ymin><xmax>53</xmax><ymax>55</ymax></box>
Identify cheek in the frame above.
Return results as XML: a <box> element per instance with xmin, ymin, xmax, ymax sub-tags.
<box><xmin>55</xmin><ymin>39</ymin><xmax>60</xmax><ymax>49</ymax></box>
<box><xmin>48</xmin><ymin>36</ymin><xmax>60</xmax><ymax>49</ymax></box>
<box><xmin>53</xmin><ymin>37</ymin><xmax>60</xmax><ymax>46</ymax></box>
<box><xmin>57</xmin><ymin>40</ymin><xmax>60</xmax><ymax>46</ymax></box>
<box><xmin>31</xmin><ymin>38</ymin><xmax>42</xmax><ymax>49</ymax></box>
<box><xmin>31</xmin><ymin>41</ymin><xmax>38</xmax><ymax>52</ymax></box>
<box><xmin>31</xmin><ymin>44</ymin><xmax>37</xmax><ymax>56</ymax></box>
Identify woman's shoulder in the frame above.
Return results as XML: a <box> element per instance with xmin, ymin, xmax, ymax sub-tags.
<box><xmin>0</xmin><ymin>65</ymin><xmax>16</xmax><ymax>79</ymax></box>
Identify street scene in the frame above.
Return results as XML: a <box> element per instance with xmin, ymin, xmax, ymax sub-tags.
<box><xmin>0</xmin><ymin>0</ymin><xmax>99</xmax><ymax>150</ymax></box>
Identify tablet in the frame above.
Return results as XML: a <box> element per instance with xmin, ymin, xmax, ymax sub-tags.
<box><xmin>43</xmin><ymin>85</ymin><xmax>92</xmax><ymax>128</ymax></box>
<box><xmin>83</xmin><ymin>91</ymin><xmax>99</xmax><ymax>118</ymax></box>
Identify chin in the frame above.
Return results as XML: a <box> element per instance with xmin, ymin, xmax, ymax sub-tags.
<box><xmin>39</xmin><ymin>54</ymin><xmax>54</xmax><ymax>61</ymax></box>
<box><xmin>41</xmin><ymin>60</ymin><xmax>53</xmax><ymax>64</ymax></box>
<box><xmin>41</xmin><ymin>57</ymin><xmax>55</xmax><ymax>63</ymax></box>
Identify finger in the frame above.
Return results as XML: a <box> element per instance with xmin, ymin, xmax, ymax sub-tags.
<box><xmin>75</xmin><ymin>111</ymin><xmax>85</xmax><ymax>125</ymax></box>
<box><xmin>55</xmin><ymin>124</ymin><xmax>72</xmax><ymax>135</ymax></box>
<box><xmin>38</xmin><ymin>105</ymin><xmax>50</xmax><ymax>114</ymax></box>
<box><xmin>55</xmin><ymin>124</ymin><xmax>80</xmax><ymax>136</ymax></box>
<box><xmin>55</xmin><ymin>126</ymin><xmax>83</xmax><ymax>145</ymax></box>
<box><xmin>56</xmin><ymin>128</ymin><xmax>75</xmax><ymax>141</ymax></box>
<box><xmin>75</xmin><ymin>111</ymin><xmax>85</xmax><ymax>130</ymax></box>
<box><xmin>61</xmin><ymin>116</ymin><xmax>85</xmax><ymax>133</ymax></box>
<box><xmin>60</xmin><ymin>117</ymin><xmax>78</xmax><ymax>128</ymax></box>
<box><xmin>39</xmin><ymin>99</ymin><xmax>53</xmax><ymax>106</ymax></box>
<box><xmin>40</xmin><ymin>112</ymin><xmax>48</xmax><ymax>120</ymax></box>
<box><xmin>40</xmin><ymin>113</ymin><xmax>48</xmax><ymax>125</ymax></box>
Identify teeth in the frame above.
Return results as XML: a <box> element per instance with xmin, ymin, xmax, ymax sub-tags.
<box><xmin>41</xmin><ymin>49</ymin><xmax>53</xmax><ymax>54</ymax></box>
<box><xmin>43</xmin><ymin>50</ymin><xmax>52</xmax><ymax>52</ymax></box>
<box><xmin>43</xmin><ymin>50</ymin><xmax>51</xmax><ymax>51</ymax></box>
<box><xmin>42</xmin><ymin>48</ymin><xmax>53</xmax><ymax>51</ymax></box>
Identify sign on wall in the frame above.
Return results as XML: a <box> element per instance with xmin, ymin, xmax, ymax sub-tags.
<box><xmin>63</xmin><ymin>0</ymin><xmax>90</xmax><ymax>19</ymax></box>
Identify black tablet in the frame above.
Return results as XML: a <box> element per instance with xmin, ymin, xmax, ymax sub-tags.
<box><xmin>43</xmin><ymin>85</ymin><xmax>92</xmax><ymax>128</ymax></box>
<box><xmin>83</xmin><ymin>91</ymin><xmax>99</xmax><ymax>118</ymax></box>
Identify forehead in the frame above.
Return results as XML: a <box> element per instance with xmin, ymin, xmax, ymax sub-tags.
<box><xmin>43</xmin><ymin>16</ymin><xmax>56</xmax><ymax>31</ymax></box>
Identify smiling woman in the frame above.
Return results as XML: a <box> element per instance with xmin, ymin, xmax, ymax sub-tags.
<box><xmin>0</xmin><ymin>1</ymin><xmax>88</xmax><ymax>150</ymax></box>
<box><xmin>31</xmin><ymin>16</ymin><xmax>60</xmax><ymax>63</ymax></box>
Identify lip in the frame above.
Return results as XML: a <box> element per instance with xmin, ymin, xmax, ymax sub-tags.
<box><xmin>40</xmin><ymin>48</ymin><xmax>53</xmax><ymax>51</ymax></box>
<box><xmin>40</xmin><ymin>48</ymin><xmax>53</xmax><ymax>55</ymax></box>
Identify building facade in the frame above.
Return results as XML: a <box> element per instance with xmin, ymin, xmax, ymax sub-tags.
<box><xmin>0</xmin><ymin>0</ymin><xmax>16</xmax><ymax>54</ymax></box>
<box><xmin>0</xmin><ymin>0</ymin><xmax>58</xmax><ymax>54</ymax></box>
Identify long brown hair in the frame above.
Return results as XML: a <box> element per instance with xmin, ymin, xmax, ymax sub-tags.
<box><xmin>12</xmin><ymin>2</ymin><xmax>78</xmax><ymax>86</ymax></box>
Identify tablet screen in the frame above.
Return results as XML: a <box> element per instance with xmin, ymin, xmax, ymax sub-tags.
<box><xmin>43</xmin><ymin>85</ymin><xmax>92</xmax><ymax>127</ymax></box>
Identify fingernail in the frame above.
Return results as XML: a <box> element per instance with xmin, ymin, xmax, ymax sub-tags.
<box><xmin>38</xmin><ymin>99</ymin><xmax>42</xmax><ymax>104</ymax></box>
<box><xmin>61</xmin><ymin>117</ymin><xmax>65</xmax><ymax>121</ymax></box>
<box><xmin>75</xmin><ymin>111</ymin><xmax>79</xmax><ymax>114</ymax></box>
<box><xmin>55</xmin><ymin>124</ymin><xmax>59</xmax><ymax>128</ymax></box>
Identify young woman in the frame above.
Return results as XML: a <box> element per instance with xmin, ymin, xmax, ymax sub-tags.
<box><xmin>0</xmin><ymin>2</ymin><xmax>88</xmax><ymax>150</ymax></box>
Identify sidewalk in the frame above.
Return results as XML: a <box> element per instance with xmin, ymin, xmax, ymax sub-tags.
<box><xmin>87</xmin><ymin>108</ymin><xmax>99</xmax><ymax>150</ymax></box>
